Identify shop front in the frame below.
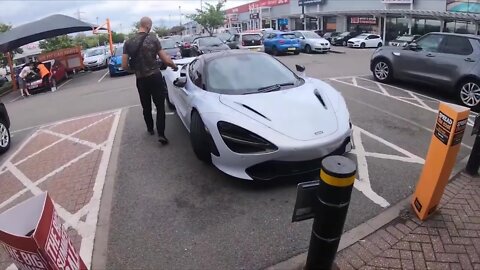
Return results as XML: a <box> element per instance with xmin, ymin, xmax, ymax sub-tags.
<box><xmin>347</xmin><ymin>16</ymin><xmax>379</xmax><ymax>34</ymax></box>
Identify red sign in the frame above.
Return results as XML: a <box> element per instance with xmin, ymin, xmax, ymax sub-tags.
<box><xmin>226</xmin><ymin>0</ymin><xmax>290</xmax><ymax>14</ymax></box>
<box><xmin>38</xmin><ymin>47</ymin><xmax>82</xmax><ymax>62</ymax></box>
<box><xmin>350</xmin><ymin>17</ymin><xmax>377</xmax><ymax>25</ymax></box>
<box><xmin>0</xmin><ymin>193</ymin><xmax>88</xmax><ymax>270</ymax></box>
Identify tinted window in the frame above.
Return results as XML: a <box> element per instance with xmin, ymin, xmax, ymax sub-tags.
<box><xmin>206</xmin><ymin>53</ymin><xmax>301</xmax><ymax>95</ymax></box>
<box><xmin>303</xmin><ymin>32</ymin><xmax>321</xmax><ymax>39</ymax></box>
<box><xmin>281</xmin><ymin>34</ymin><xmax>297</xmax><ymax>39</ymax></box>
<box><xmin>188</xmin><ymin>60</ymin><xmax>203</xmax><ymax>88</ymax></box>
<box><xmin>416</xmin><ymin>34</ymin><xmax>444</xmax><ymax>52</ymax></box>
<box><xmin>440</xmin><ymin>36</ymin><xmax>473</xmax><ymax>55</ymax></box>
<box><xmin>294</xmin><ymin>32</ymin><xmax>303</xmax><ymax>38</ymax></box>
<box><xmin>397</xmin><ymin>35</ymin><xmax>415</xmax><ymax>42</ymax></box>
<box><xmin>242</xmin><ymin>34</ymin><xmax>261</xmax><ymax>41</ymax></box>
<box><xmin>85</xmin><ymin>48</ymin><xmax>104</xmax><ymax>57</ymax></box>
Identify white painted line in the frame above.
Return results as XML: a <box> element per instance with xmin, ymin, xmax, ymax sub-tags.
<box><xmin>58</xmin><ymin>78</ymin><xmax>73</xmax><ymax>90</ymax></box>
<box><xmin>9</xmin><ymin>95</ymin><xmax>24</xmax><ymax>103</ymax></box>
<box><xmin>80</xmin><ymin>110</ymin><xmax>121</xmax><ymax>267</ymax></box>
<box><xmin>352</xmin><ymin>77</ymin><xmax>358</xmax><ymax>87</ymax></box>
<box><xmin>351</xmin><ymin>127</ymin><xmax>391</xmax><ymax>208</ymax></box>
<box><xmin>376</xmin><ymin>83</ymin><xmax>389</xmax><ymax>96</ymax></box>
<box><xmin>42</xmin><ymin>129</ymin><xmax>104</xmax><ymax>150</ymax></box>
<box><xmin>14</xmin><ymin>114</ymin><xmax>113</xmax><ymax>166</ymax></box>
<box><xmin>98</xmin><ymin>71</ymin><xmax>109</xmax><ymax>83</ymax></box>
<box><xmin>406</xmin><ymin>90</ymin><xmax>432</xmax><ymax>110</ymax></box>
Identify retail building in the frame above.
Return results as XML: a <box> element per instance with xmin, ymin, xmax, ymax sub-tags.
<box><xmin>224</xmin><ymin>0</ymin><xmax>480</xmax><ymax>41</ymax></box>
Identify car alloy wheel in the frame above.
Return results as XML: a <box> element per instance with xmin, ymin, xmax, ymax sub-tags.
<box><xmin>342</xmin><ymin>41</ymin><xmax>347</xmax><ymax>46</ymax></box>
<box><xmin>360</xmin><ymin>43</ymin><xmax>366</xmax><ymax>48</ymax></box>
<box><xmin>377</xmin><ymin>42</ymin><xmax>383</xmax><ymax>48</ymax></box>
<box><xmin>459</xmin><ymin>81</ymin><xmax>480</xmax><ymax>108</ymax></box>
<box><xmin>0</xmin><ymin>121</ymin><xmax>10</xmax><ymax>154</ymax></box>
<box><xmin>305</xmin><ymin>45</ymin><xmax>312</xmax><ymax>54</ymax></box>
<box><xmin>374</xmin><ymin>61</ymin><xmax>390</xmax><ymax>82</ymax></box>
<box><xmin>190</xmin><ymin>111</ymin><xmax>212</xmax><ymax>163</ymax></box>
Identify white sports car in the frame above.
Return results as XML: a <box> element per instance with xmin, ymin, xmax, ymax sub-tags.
<box><xmin>163</xmin><ymin>51</ymin><xmax>352</xmax><ymax>180</ymax></box>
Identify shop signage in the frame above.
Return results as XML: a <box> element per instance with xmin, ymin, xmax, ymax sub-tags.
<box><xmin>250</xmin><ymin>13</ymin><xmax>260</xmax><ymax>19</ymax></box>
<box><xmin>278</xmin><ymin>18</ymin><xmax>289</xmax><ymax>25</ymax></box>
<box><xmin>298</xmin><ymin>0</ymin><xmax>324</xmax><ymax>6</ymax></box>
<box><xmin>226</xmin><ymin>0</ymin><xmax>290</xmax><ymax>14</ymax></box>
<box><xmin>350</xmin><ymin>17</ymin><xmax>378</xmax><ymax>25</ymax></box>
<box><xmin>382</xmin><ymin>0</ymin><xmax>413</xmax><ymax>3</ymax></box>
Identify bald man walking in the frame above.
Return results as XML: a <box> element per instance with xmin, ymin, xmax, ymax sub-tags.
<box><xmin>123</xmin><ymin>17</ymin><xmax>177</xmax><ymax>144</ymax></box>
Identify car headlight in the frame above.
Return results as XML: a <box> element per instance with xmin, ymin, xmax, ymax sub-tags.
<box><xmin>217</xmin><ymin>121</ymin><xmax>278</xmax><ymax>154</ymax></box>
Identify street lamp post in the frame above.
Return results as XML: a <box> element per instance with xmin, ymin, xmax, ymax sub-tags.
<box><xmin>179</xmin><ymin>6</ymin><xmax>182</xmax><ymax>26</ymax></box>
<box><xmin>302</xmin><ymin>0</ymin><xmax>306</xmax><ymax>31</ymax></box>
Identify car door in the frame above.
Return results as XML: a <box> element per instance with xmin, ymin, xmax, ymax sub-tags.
<box><xmin>174</xmin><ymin>62</ymin><xmax>197</xmax><ymax>124</ymax></box>
<box><xmin>263</xmin><ymin>33</ymin><xmax>273</xmax><ymax>50</ymax></box>
<box><xmin>394</xmin><ymin>33</ymin><xmax>445</xmax><ymax>83</ymax></box>
<box><xmin>367</xmin><ymin>35</ymin><xmax>380</xmax><ymax>47</ymax></box>
<box><xmin>427</xmin><ymin>35</ymin><xmax>477</xmax><ymax>89</ymax></box>
<box><xmin>294</xmin><ymin>32</ymin><xmax>306</xmax><ymax>50</ymax></box>
<box><xmin>228</xmin><ymin>34</ymin><xmax>239</xmax><ymax>49</ymax></box>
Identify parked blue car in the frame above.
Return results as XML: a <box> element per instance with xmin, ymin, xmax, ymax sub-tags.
<box><xmin>108</xmin><ymin>44</ymin><xmax>130</xmax><ymax>77</ymax></box>
<box><xmin>263</xmin><ymin>31</ymin><xmax>301</xmax><ymax>56</ymax></box>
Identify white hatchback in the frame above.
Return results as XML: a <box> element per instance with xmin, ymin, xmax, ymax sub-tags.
<box><xmin>347</xmin><ymin>34</ymin><xmax>383</xmax><ymax>48</ymax></box>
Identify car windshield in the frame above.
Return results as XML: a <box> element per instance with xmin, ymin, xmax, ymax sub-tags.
<box><xmin>160</xmin><ymin>39</ymin><xmax>177</xmax><ymax>49</ymax></box>
<box><xmin>303</xmin><ymin>32</ymin><xmax>321</xmax><ymax>39</ymax></box>
<box><xmin>114</xmin><ymin>46</ymin><xmax>123</xmax><ymax>56</ymax></box>
<box><xmin>206</xmin><ymin>53</ymin><xmax>301</xmax><ymax>95</ymax></box>
<box><xmin>198</xmin><ymin>37</ymin><xmax>224</xmax><ymax>46</ymax></box>
<box><xmin>182</xmin><ymin>36</ymin><xmax>195</xmax><ymax>43</ymax></box>
<box><xmin>216</xmin><ymin>33</ymin><xmax>232</xmax><ymax>42</ymax></box>
<box><xmin>85</xmin><ymin>49</ymin><xmax>104</xmax><ymax>57</ymax></box>
<box><xmin>397</xmin><ymin>36</ymin><xmax>415</xmax><ymax>41</ymax></box>
<box><xmin>339</xmin><ymin>32</ymin><xmax>350</xmax><ymax>37</ymax></box>
<box><xmin>281</xmin><ymin>34</ymin><xmax>297</xmax><ymax>39</ymax></box>
<box><xmin>243</xmin><ymin>34</ymin><xmax>262</xmax><ymax>41</ymax></box>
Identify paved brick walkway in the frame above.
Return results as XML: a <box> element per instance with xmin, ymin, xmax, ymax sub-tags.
<box><xmin>0</xmin><ymin>110</ymin><xmax>121</xmax><ymax>270</ymax></box>
<box><xmin>335</xmin><ymin>173</ymin><xmax>480</xmax><ymax>270</ymax></box>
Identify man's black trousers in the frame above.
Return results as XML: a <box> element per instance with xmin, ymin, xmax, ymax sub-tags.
<box><xmin>136</xmin><ymin>72</ymin><xmax>166</xmax><ymax>136</ymax></box>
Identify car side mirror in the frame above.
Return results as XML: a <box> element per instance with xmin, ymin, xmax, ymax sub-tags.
<box><xmin>173</xmin><ymin>77</ymin><xmax>187</xmax><ymax>88</ymax></box>
<box><xmin>296</xmin><ymin>65</ymin><xmax>305</xmax><ymax>72</ymax></box>
<box><xmin>407</xmin><ymin>43</ymin><xmax>421</xmax><ymax>51</ymax></box>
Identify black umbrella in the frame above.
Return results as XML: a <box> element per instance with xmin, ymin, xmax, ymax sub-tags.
<box><xmin>0</xmin><ymin>14</ymin><xmax>98</xmax><ymax>52</ymax></box>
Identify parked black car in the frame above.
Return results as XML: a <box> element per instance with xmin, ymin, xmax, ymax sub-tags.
<box><xmin>0</xmin><ymin>76</ymin><xmax>7</xmax><ymax>87</ymax></box>
<box><xmin>331</xmin><ymin>31</ymin><xmax>360</xmax><ymax>46</ymax></box>
<box><xmin>388</xmin><ymin>34</ymin><xmax>421</xmax><ymax>47</ymax></box>
<box><xmin>0</xmin><ymin>102</ymin><xmax>11</xmax><ymax>154</ymax></box>
<box><xmin>322</xmin><ymin>31</ymin><xmax>340</xmax><ymax>43</ymax></box>
<box><xmin>190</xmin><ymin>36</ymin><xmax>230</xmax><ymax>56</ymax></box>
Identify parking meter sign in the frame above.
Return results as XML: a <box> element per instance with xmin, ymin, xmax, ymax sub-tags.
<box><xmin>292</xmin><ymin>180</ymin><xmax>319</xmax><ymax>222</ymax></box>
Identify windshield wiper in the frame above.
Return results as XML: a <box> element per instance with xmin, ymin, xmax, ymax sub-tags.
<box><xmin>257</xmin><ymin>82</ymin><xmax>295</xmax><ymax>92</ymax></box>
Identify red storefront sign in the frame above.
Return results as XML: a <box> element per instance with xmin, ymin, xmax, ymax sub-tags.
<box><xmin>37</xmin><ymin>47</ymin><xmax>82</xmax><ymax>62</ymax></box>
<box><xmin>226</xmin><ymin>0</ymin><xmax>290</xmax><ymax>14</ymax></box>
<box><xmin>350</xmin><ymin>17</ymin><xmax>378</xmax><ymax>25</ymax></box>
<box><xmin>0</xmin><ymin>193</ymin><xmax>88</xmax><ymax>270</ymax></box>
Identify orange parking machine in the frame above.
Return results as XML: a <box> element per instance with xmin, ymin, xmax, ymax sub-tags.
<box><xmin>412</xmin><ymin>102</ymin><xmax>470</xmax><ymax>220</ymax></box>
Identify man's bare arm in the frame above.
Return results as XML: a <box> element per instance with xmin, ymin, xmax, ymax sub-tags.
<box><xmin>121</xmin><ymin>54</ymin><xmax>129</xmax><ymax>71</ymax></box>
<box><xmin>158</xmin><ymin>50</ymin><xmax>178</xmax><ymax>70</ymax></box>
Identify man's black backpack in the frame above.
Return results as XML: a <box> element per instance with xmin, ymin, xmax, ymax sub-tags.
<box><xmin>128</xmin><ymin>33</ymin><xmax>148</xmax><ymax>70</ymax></box>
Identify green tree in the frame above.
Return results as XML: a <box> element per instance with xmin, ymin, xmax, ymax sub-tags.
<box><xmin>0</xmin><ymin>23</ymin><xmax>23</xmax><ymax>66</ymax></box>
<box><xmin>154</xmin><ymin>26</ymin><xmax>169</xmax><ymax>37</ymax></box>
<box><xmin>111</xmin><ymin>31</ymin><xmax>125</xmax><ymax>43</ymax></box>
<box><xmin>187</xmin><ymin>2</ymin><xmax>225</xmax><ymax>36</ymax></box>
<box><xmin>39</xmin><ymin>35</ymin><xmax>74</xmax><ymax>52</ymax></box>
<box><xmin>98</xmin><ymin>34</ymin><xmax>109</xmax><ymax>46</ymax></box>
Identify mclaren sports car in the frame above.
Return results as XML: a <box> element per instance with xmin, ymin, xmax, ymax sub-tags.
<box><xmin>163</xmin><ymin>51</ymin><xmax>352</xmax><ymax>180</ymax></box>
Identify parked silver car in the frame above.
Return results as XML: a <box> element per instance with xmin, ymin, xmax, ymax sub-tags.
<box><xmin>293</xmin><ymin>30</ymin><xmax>330</xmax><ymax>54</ymax></box>
<box><xmin>371</xmin><ymin>32</ymin><xmax>480</xmax><ymax>109</ymax></box>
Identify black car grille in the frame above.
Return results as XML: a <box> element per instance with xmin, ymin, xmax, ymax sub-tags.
<box><xmin>245</xmin><ymin>137</ymin><xmax>351</xmax><ymax>180</ymax></box>
<box><xmin>347</xmin><ymin>41</ymin><xmax>354</xmax><ymax>44</ymax></box>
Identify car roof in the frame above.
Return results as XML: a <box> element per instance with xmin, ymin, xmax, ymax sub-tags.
<box><xmin>427</xmin><ymin>32</ymin><xmax>480</xmax><ymax>40</ymax></box>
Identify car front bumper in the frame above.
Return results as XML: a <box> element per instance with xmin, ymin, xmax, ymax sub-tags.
<box><xmin>85</xmin><ymin>62</ymin><xmax>106</xmax><ymax>69</ymax></box>
<box><xmin>311</xmin><ymin>44</ymin><xmax>330</xmax><ymax>52</ymax></box>
<box><xmin>203</xmin><ymin>112</ymin><xmax>352</xmax><ymax>180</ymax></box>
<box><xmin>109</xmin><ymin>65</ymin><xmax>129</xmax><ymax>75</ymax></box>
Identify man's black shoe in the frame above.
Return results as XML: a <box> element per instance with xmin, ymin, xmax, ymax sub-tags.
<box><xmin>148</xmin><ymin>130</ymin><xmax>155</xmax><ymax>135</ymax></box>
<box><xmin>158</xmin><ymin>136</ymin><xmax>169</xmax><ymax>145</ymax></box>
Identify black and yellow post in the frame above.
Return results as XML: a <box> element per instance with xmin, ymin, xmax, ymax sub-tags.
<box><xmin>305</xmin><ymin>156</ymin><xmax>356</xmax><ymax>270</ymax></box>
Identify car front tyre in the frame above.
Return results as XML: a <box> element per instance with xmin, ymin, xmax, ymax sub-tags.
<box><xmin>373</xmin><ymin>59</ymin><xmax>393</xmax><ymax>83</ymax></box>
<box><xmin>190</xmin><ymin>111</ymin><xmax>212</xmax><ymax>164</ymax></box>
<box><xmin>305</xmin><ymin>45</ymin><xmax>312</xmax><ymax>54</ymax></box>
<box><xmin>272</xmin><ymin>46</ymin><xmax>279</xmax><ymax>56</ymax></box>
<box><xmin>360</xmin><ymin>43</ymin><xmax>366</xmax><ymax>48</ymax></box>
<box><xmin>0</xmin><ymin>120</ymin><xmax>11</xmax><ymax>154</ymax></box>
<box><xmin>377</xmin><ymin>42</ymin><xmax>383</xmax><ymax>48</ymax></box>
<box><xmin>458</xmin><ymin>79</ymin><xmax>480</xmax><ymax>109</ymax></box>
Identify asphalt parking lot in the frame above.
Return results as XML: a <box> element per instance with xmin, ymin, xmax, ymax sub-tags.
<box><xmin>1</xmin><ymin>48</ymin><xmax>478</xmax><ymax>270</ymax></box>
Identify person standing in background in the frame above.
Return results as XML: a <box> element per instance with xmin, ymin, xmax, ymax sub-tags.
<box><xmin>18</xmin><ymin>64</ymin><xmax>33</xmax><ymax>97</ymax></box>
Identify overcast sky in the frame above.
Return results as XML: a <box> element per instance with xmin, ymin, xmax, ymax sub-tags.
<box><xmin>0</xmin><ymin>0</ymin><xmax>251</xmax><ymax>33</ymax></box>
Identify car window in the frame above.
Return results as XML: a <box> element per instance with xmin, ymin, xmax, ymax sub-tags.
<box><xmin>234</xmin><ymin>34</ymin><xmax>240</xmax><ymax>42</ymax></box>
<box><xmin>188</xmin><ymin>60</ymin><xmax>203</xmax><ymax>88</ymax></box>
<box><xmin>281</xmin><ymin>34</ymin><xmax>297</xmax><ymax>39</ymax></box>
<box><xmin>294</xmin><ymin>32</ymin><xmax>302</xmax><ymax>38</ymax></box>
<box><xmin>440</xmin><ymin>36</ymin><xmax>473</xmax><ymax>55</ymax></box>
<box><xmin>160</xmin><ymin>39</ymin><xmax>176</xmax><ymax>49</ymax></box>
<box><xmin>242</xmin><ymin>34</ymin><xmax>262</xmax><ymax>41</ymax></box>
<box><xmin>198</xmin><ymin>37</ymin><xmax>223</xmax><ymax>46</ymax></box>
<box><xmin>416</xmin><ymin>34</ymin><xmax>444</xmax><ymax>52</ymax></box>
<box><xmin>369</xmin><ymin>35</ymin><xmax>380</xmax><ymax>39</ymax></box>
<box><xmin>206</xmin><ymin>53</ymin><xmax>301</xmax><ymax>95</ymax></box>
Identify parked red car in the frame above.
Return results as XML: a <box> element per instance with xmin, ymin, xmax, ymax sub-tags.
<box><xmin>27</xmin><ymin>60</ymin><xmax>68</xmax><ymax>92</ymax></box>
